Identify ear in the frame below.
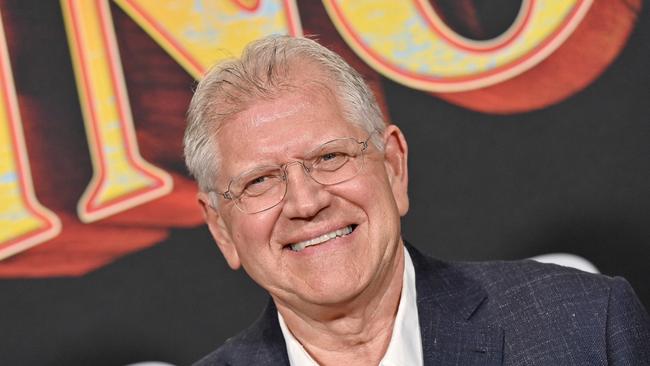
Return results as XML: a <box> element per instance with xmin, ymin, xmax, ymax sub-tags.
<box><xmin>382</xmin><ymin>124</ymin><xmax>409</xmax><ymax>216</ymax></box>
<box><xmin>197</xmin><ymin>191</ymin><xmax>242</xmax><ymax>270</ymax></box>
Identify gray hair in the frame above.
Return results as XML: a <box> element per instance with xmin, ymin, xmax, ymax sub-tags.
<box><xmin>184</xmin><ymin>35</ymin><xmax>385</xmax><ymax>193</ymax></box>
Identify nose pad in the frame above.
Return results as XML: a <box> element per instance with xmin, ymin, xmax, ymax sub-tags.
<box><xmin>282</xmin><ymin>160</ymin><xmax>317</xmax><ymax>189</ymax></box>
<box><xmin>281</xmin><ymin>161</ymin><xmax>329</xmax><ymax>218</ymax></box>
<box><xmin>283</xmin><ymin>161</ymin><xmax>311</xmax><ymax>179</ymax></box>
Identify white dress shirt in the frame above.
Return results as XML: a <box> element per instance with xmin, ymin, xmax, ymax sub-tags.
<box><xmin>278</xmin><ymin>246</ymin><xmax>423</xmax><ymax>366</ymax></box>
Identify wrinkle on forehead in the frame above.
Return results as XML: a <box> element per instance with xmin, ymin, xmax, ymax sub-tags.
<box><xmin>218</xmin><ymin>78</ymin><xmax>342</xmax><ymax>134</ymax></box>
<box><xmin>249</xmin><ymin>100</ymin><xmax>306</xmax><ymax>127</ymax></box>
<box><xmin>212</xmin><ymin>59</ymin><xmax>339</xmax><ymax>131</ymax></box>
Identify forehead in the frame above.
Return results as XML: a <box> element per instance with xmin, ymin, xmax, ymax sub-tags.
<box><xmin>214</xmin><ymin>84</ymin><xmax>363</xmax><ymax>176</ymax></box>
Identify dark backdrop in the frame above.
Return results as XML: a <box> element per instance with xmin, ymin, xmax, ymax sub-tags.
<box><xmin>0</xmin><ymin>1</ymin><xmax>648</xmax><ymax>365</ymax></box>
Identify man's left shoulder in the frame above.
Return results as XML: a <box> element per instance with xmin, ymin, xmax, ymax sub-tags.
<box><xmin>456</xmin><ymin>258</ymin><xmax>617</xmax><ymax>300</ymax></box>
<box><xmin>452</xmin><ymin>258</ymin><xmax>648</xmax><ymax>317</ymax></box>
<box><xmin>456</xmin><ymin>259</ymin><xmax>650</xmax><ymax>357</ymax></box>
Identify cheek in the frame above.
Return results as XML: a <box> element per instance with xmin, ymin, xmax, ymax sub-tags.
<box><xmin>330</xmin><ymin>171</ymin><xmax>400</xmax><ymax>230</ymax></box>
<box><xmin>355</xmin><ymin>168</ymin><xmax>397</xmax><ymax>208</ymax></box>
<box><xmin>230</xmin><ymin>212</ymin><xmax>278</xmax><ymax>251</ymax></box>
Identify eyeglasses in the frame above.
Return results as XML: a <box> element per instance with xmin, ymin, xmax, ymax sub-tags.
<box><xmin>212</xmin><ymin>134</ymin><xmax>374</xmax><ymax>214</ymax></box>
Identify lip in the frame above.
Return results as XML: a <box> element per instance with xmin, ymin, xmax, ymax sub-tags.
<box><xmin>282</xmin><ymin>223</ymin><xmax>358</xmax><ymax>250</ymax></box>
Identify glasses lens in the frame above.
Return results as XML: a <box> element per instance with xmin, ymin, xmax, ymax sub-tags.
<box><xmin>224</xmin><ymin>136</ymin><xmax>370</xmax><ymax>214</ymax></box>
<box><xmin>309</xmin><ymin>138</ymin><xmax>365</xmax><ymax>185</ymax></box>
<box><xmin>231</xmin><ymin>167</ymin><xmax>287</xmax><ymax>213</ymax></box>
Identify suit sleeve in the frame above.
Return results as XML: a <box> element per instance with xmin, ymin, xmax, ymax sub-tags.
<box><xmin>606</xmin><ymin>276</ymin><xmax>650</xmax><ymax>365</ymax></box>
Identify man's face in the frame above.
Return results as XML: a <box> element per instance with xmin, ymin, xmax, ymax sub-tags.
<box><xmin>199</xmin><ymin>79</ymin><xmax>409</xmax><ymax>310</ymax></box>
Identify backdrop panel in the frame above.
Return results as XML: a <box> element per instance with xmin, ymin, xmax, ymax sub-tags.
<box><xmin>0</xmin><ymin>1</ymin><xmax>647</xmax><ymax>365</ymax></box>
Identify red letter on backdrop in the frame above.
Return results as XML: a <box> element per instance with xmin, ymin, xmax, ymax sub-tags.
<box><xmin>324</xmin><ymin>0</ymin><xmax>641</xmax><ymax>113</ymax></box>
<box><xmin>0</xmin><ymin>10</ymin><xmax>61</xmax><ymax>259</ymax></box>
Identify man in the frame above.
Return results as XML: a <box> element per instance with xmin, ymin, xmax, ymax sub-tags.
<box><xmin>184</xmin><ymin>35</ymin><xmax>650</xmax><ymax>365</ymax></box>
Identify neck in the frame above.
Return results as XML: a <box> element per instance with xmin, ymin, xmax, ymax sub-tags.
<box><xmin>275</xmin><ymin>243</ymin><xmax>406</xmax><ymax>366</ymax></box>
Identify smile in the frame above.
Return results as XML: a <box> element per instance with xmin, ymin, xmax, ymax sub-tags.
<box><xmin>290</xmin><ymin>225</ymin><xmax>355</xmax><ymax>252</ymax></box>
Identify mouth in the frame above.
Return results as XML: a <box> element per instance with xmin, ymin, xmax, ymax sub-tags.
<box><xmin>289</xmin><ymin>224</ymin><xmax>357</xmax><ymax>252</ymax></box>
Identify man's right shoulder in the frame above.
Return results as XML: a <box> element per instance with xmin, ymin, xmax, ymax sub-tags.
<box><xmin>192</xmin><ymin>327</ymin><xmax>261</xmax><ymax>366</ymax></box>
<box><xmin>192</xmin><ymin>300</ymin><xmax>289</xmax><ymax>366</ymax></box>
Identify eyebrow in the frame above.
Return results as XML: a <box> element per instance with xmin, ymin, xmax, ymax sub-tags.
<box><xmin>229</xmin><ymin>136</ymin><xmax>349</xmax><ymax>176</ymax></box>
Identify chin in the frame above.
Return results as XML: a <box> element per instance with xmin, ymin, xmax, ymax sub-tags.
<box><xmin>295</xmin><ymin>276</ymin><xmax>371</xmax><ymax>307</ymax></box>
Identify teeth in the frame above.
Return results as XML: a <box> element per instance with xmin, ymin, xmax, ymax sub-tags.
<box><xmin>290</xmin><ymin>225</ymin><xmax>353</xmax><ymax>252</ymax></box>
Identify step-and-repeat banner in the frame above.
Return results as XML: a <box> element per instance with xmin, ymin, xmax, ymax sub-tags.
<box><xmin>1</xmin><ymin>1</ymin><xmax>647</xmax><ymax>365</ymax></box>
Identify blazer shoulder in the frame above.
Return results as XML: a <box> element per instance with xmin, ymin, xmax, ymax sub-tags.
<box><xmin>438</xmin><ymin>259</ymin><xmax>625</xmax><ymax>331</ymax></box>
<box><xmin>454</xmin><ymin>258</ymin><xmax>616</xmax><ymax>299</ymax></box>
<box><xmin>455</xmin><ymin>259</ymin><xmax>650</xmax><ymax>362</ymax></box>
<box><xmin>449</xmin><ymin>259</ymin><xmax>650</xmax><ymax>333</ymax></box>
<box><xmin>409</xmin><ymin>244</ymin><xmax>650</xmax><ymax>364</ymax></box>
<box><xmin>192</xmin><ymin>325</ymin><xmax>263</xmax><ymax>366</ymax></box>
<box><xmin>192</xmin><ymin>299</ymin><xmax>289</xmax><ymax>366</ymax></box>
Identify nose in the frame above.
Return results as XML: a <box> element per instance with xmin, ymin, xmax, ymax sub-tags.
<box><xmin>281</xmin><ymin>161</ymin><xmax>331</xmax><ymax>219</ymax></box>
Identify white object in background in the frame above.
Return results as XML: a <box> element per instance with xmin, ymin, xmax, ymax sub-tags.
<box><xmin>530</xmin><ymin>253</ymin><xmax>599</xmax><ymax>274</ymax></box>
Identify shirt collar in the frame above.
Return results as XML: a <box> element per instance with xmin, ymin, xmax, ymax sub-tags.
<box><xmin>278</xmin><ymin>246</ymin><xmax>423</xmax><ymax>366</ymax></box>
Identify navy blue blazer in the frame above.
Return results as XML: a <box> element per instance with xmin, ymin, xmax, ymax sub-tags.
<box><xmin>195</xmin><ymin>245</ymin><xmax>650</xmax><ymax>365</ymax></box>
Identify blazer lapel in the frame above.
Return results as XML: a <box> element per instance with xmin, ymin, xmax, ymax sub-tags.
<box><xmin>407</xmin><ymin>244</ymin><xmax>504</xmax><ymax>366</ymax></box>
<box><xmin>240</xmin><ymin>299</ymin><xmax>291</xmax><ymax>366</ymax></box>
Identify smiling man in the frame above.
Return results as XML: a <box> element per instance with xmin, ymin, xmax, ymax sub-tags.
<box><xmin>184</xmin><ymin>36</ymin><xmax>650</xmax><ymax>365</ymax></box>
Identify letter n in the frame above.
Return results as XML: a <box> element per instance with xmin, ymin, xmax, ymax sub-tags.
<box><xmin>0</xmin><ymin>11</ymin><xmax>61</xmax><ymax>259</ymax></box>
<box><xmin>61</xmin><ymin>0</ymin><xmax>174</xmax><ymax>223</ymax></box>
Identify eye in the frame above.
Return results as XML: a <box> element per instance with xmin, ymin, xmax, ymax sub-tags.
<box><xmin>314</xmin><ymin>150</ymin><xmax>350</xmax><ymax>172</ymax></box>
<box><xmin>244</xmin><ymin>174</ymin><xmax>274</xmax><ymax>190</ymax></box>
<box><xmin>249</xmin><ymin>176</ymin><xmax>269</xmax><ymax>186</ymax></box>
<box><xmin>321</xmin><ymin>152</ymin><xmax>343</xmax><ymax>161</ymax></box>
<box><xmin>238</xmin><ymin>170</ymin><xmax>283</xmax><ymax>197</ymax></box>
